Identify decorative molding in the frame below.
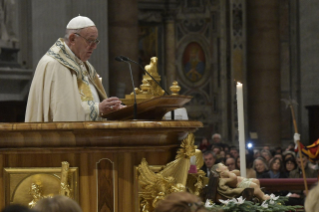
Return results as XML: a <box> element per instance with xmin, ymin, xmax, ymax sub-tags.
<box><xmin>138</xmin><ymin>11</ymin><xmax>163</xmax><ymax>23</ymax></box>
<box><xmin>3</xmin><ymin>166</ymin><xmax>79</xmax><ymax>207</ymax></box>
<box><xmin>96</xmin><ymin>158</ymin><xmax>115</xmax><ymax>212</ymax></box>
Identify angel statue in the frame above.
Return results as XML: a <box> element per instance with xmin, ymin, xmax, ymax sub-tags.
<box><xmin>138</xmin><ymin>158</ymin><xmax>186</xmax><ymax>209</ymax></box>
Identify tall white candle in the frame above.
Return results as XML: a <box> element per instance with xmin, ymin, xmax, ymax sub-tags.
<box><xmin>236</xmin><ymin>82</ymin><xmax>246</xmax><ymax>177</ymax></box>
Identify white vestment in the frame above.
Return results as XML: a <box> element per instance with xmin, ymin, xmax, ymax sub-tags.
<box><xmin>25</xmin><ymin>38</ymin><xmax>107</xmax><ymax>122</ymax></box>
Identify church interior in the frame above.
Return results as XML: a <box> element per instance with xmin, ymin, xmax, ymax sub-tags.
<box><xmin>1</xmin><ymin>0</ymin><xmax>319</xmax><ymax>212</ymax></box>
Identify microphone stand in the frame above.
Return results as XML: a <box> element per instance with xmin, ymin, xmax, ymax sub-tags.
<box><xmin>120</xmin><ymin>56</ymin><xmax>175</xmax><ymax>120</ymax></box>
<box><xmin>124</xmin><ymin>61</ymin><xmax>137</xmax><ymax>120</ymax></box>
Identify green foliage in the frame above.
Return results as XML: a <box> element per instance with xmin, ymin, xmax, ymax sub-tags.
<box><xmin>206</xmin><ymin>196</ymin><xmax>303</xmax><ymax>212</ymax></box>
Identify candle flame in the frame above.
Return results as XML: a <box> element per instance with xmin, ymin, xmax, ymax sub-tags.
<box><xmin>237</xmin><ymin>82</ymin><xmax>242</xmax><ymax>86</ymax></box>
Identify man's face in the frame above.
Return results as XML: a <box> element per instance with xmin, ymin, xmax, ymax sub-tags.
<box><xmin>296</xmin><ymin>157</ymin><xmax>307</xmax><ymax>169</ymax></box>
<box><xmin>230</xmin><ymin>149</ymin><xmax>239</xmax><ymax>158</ymax></box>
<box><xmin>71</xmin><ymin>26</ymin><xmax>98</xmax><ymax>62</ymax></box>
<box><xmin>204</xmin><ymin>154</ymin><xmax>215</xmax><ymax>169</ymax></box>
<box><xmin>226</xmin><ymin>158</ymin><xmax>236</xmax><ymax>171</ymax></box>
<box><xmin>213</xmin><ymin>136</ymin><xmax>221</xmax><ymax>143</ymax></box>
<box><xmin>263</xmin><ymin>146</ymin><xmax>270</xmax><ymax>151</ymax></box>
<box><xmin>212</xmin><ymin>147</ymin><xmax>220</xmax><ymax>155</ymax></box>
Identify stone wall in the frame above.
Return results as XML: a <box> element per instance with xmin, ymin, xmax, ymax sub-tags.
<box><xmin>299</xmin><ymin>1</ymin><xmax>319</xmax><ymax>143</ymax></box>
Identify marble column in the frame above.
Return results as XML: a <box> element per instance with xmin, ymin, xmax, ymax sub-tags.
<box><xmin>108</xmin><ymin>0</ymin><xmax>139</xmax><ymax>97</ymax></box>
<box><xmin>165</xmin><ymin>18</ymin><xmax>176</xmax><ymax>89</ymax></box>
<box><xmin>246</xmin><ymin>1</ymin><xmax>281</xmax><ymax>146</ymax></box>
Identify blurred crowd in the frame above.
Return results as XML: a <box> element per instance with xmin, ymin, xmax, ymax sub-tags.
<box><xmin>199</xmin><ymin>133</ymin><xmax>318</xmax><ymax>202</ymax></box>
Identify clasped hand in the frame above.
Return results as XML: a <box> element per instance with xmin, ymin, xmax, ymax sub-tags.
<box><xmin>99</xmin><ymin>97</ymin><xmax>125</xmax><ymax>116</ymax></box>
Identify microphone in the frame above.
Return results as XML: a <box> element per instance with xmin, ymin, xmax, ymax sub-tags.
<box><xmin>115</xmin><ymin>57</ymin><xmax>137</xmax><ymax>120</ymax></box>
<box><xmin>115</xmin><ymin>56</ymin><xmax>124</xmax><ymax>62</ymax></box>
<box><xmin>118</xmin><ymin>56</ymin><xmax>175</xmax><ymax>120</ymax></box>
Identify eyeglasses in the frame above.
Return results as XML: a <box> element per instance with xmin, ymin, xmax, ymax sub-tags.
<box><xmin>74</xmin><ymin>33</ymin><xmax>100</xmax><ymax>46</ymax></box>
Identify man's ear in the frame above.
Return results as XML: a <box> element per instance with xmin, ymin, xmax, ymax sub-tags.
<box><xmin>69</xmin><ymin>34</ymin><xmax>77</xmax><ymax>43</ymax></box>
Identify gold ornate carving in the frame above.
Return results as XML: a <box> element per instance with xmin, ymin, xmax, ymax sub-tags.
<box><xmin>59</xmin><ymin>161</ymin><xmax>72</xmax><ymax>197</ymax></box>
<box><xmin>121</xmin><ymin>57</ymin><xmax>179</xmax><ymax>106</ymax></box>
<box><xmin>186</xmin><ymin>173</ymin><xmax>208</xmax><ymax>196</ymax></box>
<box><xmin>28</xmin><ymin>183</ymin><xmax>53</xmax><ymax>208</ymax></box>
<box><xmin>170</xmin><ymin>81</ymin><xmax>181</xmax><ymax>96</ymax></box>
<box><xmin>159</xmin><ymin>133</ymin><xmax>201</xmax><ymax>185</ymax></box>
<box><xmin>3</xmin><ymin>163</ymin><xmax>79</xmax><ymax>208</ymax></box>
<box><xmin>137</xmin><ymin>133</ymin><xmax>207</xmax><ymax>212</ymax></box>
<box><xmin>137</xmin><ymin>158</ymin><xmax>186</xmax><ymax>210</ymax></box>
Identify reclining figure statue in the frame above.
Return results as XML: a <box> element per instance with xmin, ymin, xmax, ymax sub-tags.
<box><xmin>211</xmin><ymin>163</ymin><xmax>270</xmax><ymax>201</ymax></box>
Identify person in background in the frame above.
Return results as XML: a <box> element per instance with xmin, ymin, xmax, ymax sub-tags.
<box><xmin>211</xmin><ymin>145</ymin><xmax>222</xmax><ymax>157</ymax></box>
<box><xmin>229</xmin><ymin>146</ymin><xmax>239</xmax><ymax>159</ymax></box>
<box><xmin>225</xmin><ymin>157</ymin><xmax>236</xmax><ymax>171</ymax></box>
<box><xmin>2</xmin><ymin>204</ymin><xmax>36</xmax><ymax>212</ymax></box>
<box><xmin>262</xmin><ymin>146</ymin><xmax>270</xmax><ymax>151</ymax></box>
<box><xmin>215</xmin><ymin>157</ymin><xmax>226</xmax><ymax>165</ymax></box>
<box><xmin>223</xmin><ymin>144</ymin><xmax>230</xmax><ymax>152</ymax></box>
<box><xmin>286</xmin><ymin>142</ymin><xmax>295</xmax><ymax>152</ymax></box>
<box><xmin>275</xmin><ymin>147</ymin><xmax>282</xmax><ymax>154</ymax></box>
<box><xmin>236</xmin><ymin>149</ymin><xmax>256</xmax><ymax>178</ymax></box>
<box><xmin>284</xmin><ymin>157</ymin><xmax>297</xmax><ymax>175</ymax></box>
<box><xmin>253</xmin><ymin>157</ymin><xmax>270</xmax><ymax>178</ymax></box>
<box><xmin>33</xmin><ymin>195</ymin><xmax>82</xmax><ymax>212</ymax></box>
<box><xmin>253</xmin><ymin>149</ymin><xmax>261</xmax><ymax>159</ymax></box>
<box><xmin>236</xmin><ymin>154</ymin><xmax>257</xmax><ymax>178</ymax></box>
<box><xmin>199</xmin><ymin>137</ymin><xmax>210</xmax><ymax>152</ymax></box>
<box><xmin>225</xmin><ymin>152</ymin><xmax>232</xmax><ymax>159</ymax></box>
<box><xmin>260</xmin><ymin>149</ymin><xmax>272</xmax><ymax>164</ymax></box>
<box><xmin>211</xmin><ymin>133</ymin><xmax>222</xmax><ymax>144</ymax></box>
<box><xmin>200</xmin><ymin>151</ymin><xmax>217</xmax><ymax>177</ymax></box>
<box><xmin>289</xmin><ymin>154</ymin><xmax>317</xmax><ymax>178</ymax></box>
<box><xmin>273</xmin><ymin>153</ymin><xmax>283</xmax><ymax>161</ymax></box>
<box><xmin>268</xmin><ymin>157</ymin><xmax>287</xmax><ymax>178</ymax></box>
<box><xmin>219</xmin><ymin>150</ymin><xmax>226</xmax><ymax>158</ymax></box>
<box><xmin>283</xmin><ymin>151</ymin><xmax>296</xmax><ymax>161</ymax></box>
<box><xmin>288</xmin><ymin>154</ymin><xmax>317</xmax><ymax>202</ymax></box>
<box><xmin>267</xmin><ymin>158</ymin><xmax>289</xmax><ymax>197</ymax></box>
<box><xmin>155</xmin><ymin>192</ymin><xmax>208</xmax><ymax>212</ymax></box>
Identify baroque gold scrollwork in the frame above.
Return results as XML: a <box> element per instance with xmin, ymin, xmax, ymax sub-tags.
<box><xmin>59</xmin><ymin>161</ymin><xmax>72</xmax><ymax>197</ymax></box>
<box><xmin>137</xmin><ymin>133</ymin><xmax>207</xmax><ymax>212</ymax></box>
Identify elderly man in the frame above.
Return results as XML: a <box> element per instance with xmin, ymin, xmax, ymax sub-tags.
<box><xmin>25</xmin><ymin>16</ymin><xmax>123</xmax><ymax>122</ymax></box>
<box><xmin>212</xmin><ymin>133</ymin><xmax>222</xmax><ymax>143</ymax></box>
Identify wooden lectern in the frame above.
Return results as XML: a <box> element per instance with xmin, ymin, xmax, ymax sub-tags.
<box><xmin>0</xmin><ymin>96</ymin><xmax>202</xmax><ymax>212</ymax></box>
<box><xmin>103</xmin><ymin>95</ymin><xmax>192</xmax><ymax>120</ymax></box>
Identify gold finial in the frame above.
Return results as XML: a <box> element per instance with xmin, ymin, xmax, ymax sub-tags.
<box><xmin>130</xmin><ymin>87</ymin><xmax>141</xmax><ymax>95</ymax></box>
<box><xmin>170</xmin><ymin>81</ymin><xmax>181</xmax><ymax>96</ymax></box>
<box><xmin>140</xmin><ymin>79</ymin><xmax>151</xmax><ymax>94</ymax></box>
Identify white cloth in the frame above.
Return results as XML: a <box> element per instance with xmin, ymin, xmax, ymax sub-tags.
<box><xmin>163</xmin><ymin>107</ymin><xmax>189</xmax><ymax>120</ymax></box>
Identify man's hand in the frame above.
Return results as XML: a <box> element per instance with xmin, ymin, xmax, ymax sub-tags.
<box><xmin>289</xmin><ymin>193</ymin><xmax>301</xmax><ymax>198</ymax></box>
<box><xmin>99</xmin><ymin>97</ymin><xmax>123</xmax><ymax>116</ymax></box>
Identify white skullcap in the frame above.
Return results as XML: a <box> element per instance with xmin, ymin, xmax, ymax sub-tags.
<box><xmin>66</xmin><ymin>15</ymin><xmax>95</xmax><ymax>29</ymax></box>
